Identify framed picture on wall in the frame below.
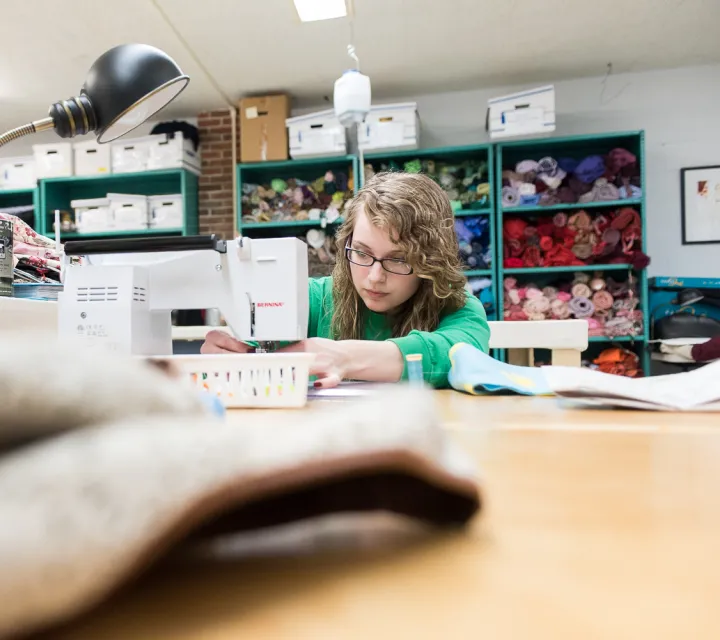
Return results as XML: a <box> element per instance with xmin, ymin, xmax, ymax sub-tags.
<box><xmin>681</xmin><ymin>165</ymin><xmax>720</xmax><ymax>244</ymax></box>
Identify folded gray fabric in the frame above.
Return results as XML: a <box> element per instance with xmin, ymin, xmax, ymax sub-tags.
<box><xmin>0</xmin><ymin>337</ymin><xmax>481</xmax><ymax>639</ymax></box>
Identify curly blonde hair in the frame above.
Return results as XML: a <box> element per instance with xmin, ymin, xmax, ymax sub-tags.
<box><xmin>331</xmin><ymin>171</ymin><xmax>467</xmax><ymax>340</ymax></box>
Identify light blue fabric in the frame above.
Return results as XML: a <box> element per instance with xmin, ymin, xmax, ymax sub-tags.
<box><xmin>199</xmin><ymin>393</ymin><xmax>226</xmax><ymax>416</ymax></box>
<box><xmin>448</xmin><ymin>342</ymin><xmax>553</xmax><ymax>396</ymax></box>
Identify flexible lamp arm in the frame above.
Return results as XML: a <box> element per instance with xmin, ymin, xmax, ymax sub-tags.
<box><xmin>0</xmin><ymin>117</ymin><xmax>55</xmax><ymax>149</ymax></box>
<box><xmin>0</xmin><ymin>43</ymin><xmax>188</xmax><ymax>151</ymax></box>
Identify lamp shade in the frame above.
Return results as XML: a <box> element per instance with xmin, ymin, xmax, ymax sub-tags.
<box><xmin>82</xmin><ymin>44</ymin><xmax>189</xmax><ymax>143</ymax></box>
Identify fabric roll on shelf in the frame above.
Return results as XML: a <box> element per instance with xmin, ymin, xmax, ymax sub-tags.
<box><xmin>240</xmin><ymin>169</ymin><xmax>353</xmax><ymax>226</ymax></box>
<box><xmin>501</xmin><ymin>147</ymin><xmax>641</xmax><ymax>209</ymax></box>
<box><xmin>365</xmin><ymin>156</ymin><xmax>490</xmax><ymax>212</ymax></box>
<box><xmin>456</xmin><ymin>216</ymin><xmax>492</xmax><ymax>271</ymax></box>
<box><xmin>502</xmin><ymin>207</ymin><xmax>648</xmax><ymax>270</ymax></box>
<box><xmin>502</xmin><ymin>270</ymin><xmax>644</xmax><ymax>339</ymax></box>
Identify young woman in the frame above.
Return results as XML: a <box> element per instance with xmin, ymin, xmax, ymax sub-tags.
<box><xmin>201</xmin><ymin>171</ymin><xmax>491</xmax><ymax>388</ymax></box>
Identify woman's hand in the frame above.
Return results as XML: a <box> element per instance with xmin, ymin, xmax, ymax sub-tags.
<box><xmin>277</xmin><ymin>338</ymin><xmax>350</xmax><ymax>389</ymax></box>
<box><xmin>200</xmin><ymin>330</ymin><xmax>254</xmax><ymax>354</ymax></box>
<box><xmin>278</xmin><ymin>338</ymin><xmax>404</xmax><ymax>389</ymax></box>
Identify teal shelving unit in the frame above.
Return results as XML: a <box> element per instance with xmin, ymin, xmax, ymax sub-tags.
<box><xmin>362</xmin><ymin>144</ymin><xmax>498</xmax><ymax>320</ymax></box>
<box><xmin>495</xmin><ymin>131</ymin><xmax>650</xmax><ymax>373</ymax></box>
<box><xmin>0</xmin><ymin>187</ymin><xmax>39</xmax><ymax>230</ymax></box>
<box><xmin>37</xmin><ymin>168</ymin><xmax>199</xmax><ymax>239</ymax></box>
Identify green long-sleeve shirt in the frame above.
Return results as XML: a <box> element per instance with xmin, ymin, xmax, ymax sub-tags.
<box><xmin>307</xmin><ymin>276</ymin><xmax>490</xmax><ymax>388</ymax></box>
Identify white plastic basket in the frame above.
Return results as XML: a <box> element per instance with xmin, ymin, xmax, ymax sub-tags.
<box><xmin>153</xmin><ymin>353</ymin><xmax>315</xmax><ymax>409</ymax></box>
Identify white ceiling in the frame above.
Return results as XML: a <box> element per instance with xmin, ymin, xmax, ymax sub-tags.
<box><xmin>1</xmin><ymin>0</ymin><xmax>718</xmax><ymax>133</ymax></box>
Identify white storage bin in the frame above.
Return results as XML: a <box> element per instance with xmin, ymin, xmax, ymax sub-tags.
<box><xmin>148</xmin><ymin>194</ymin><xmax>184</xmax><ymax>229</ymax></box>
<box><xmin>286</xmin><ymin>109</ymin><xmax>347</xmax><ymax>159</ymax></box>
<box><xmin>74</xmin><ymin>139</ymin><xmax>111</xmax><ymax>176</ymax></box>
<box><xmin>0</xmin><ymin>156</ymin><xmax>36</xmax><ymax>189</ymax></box>
<box><xmin>146</xmin><ymin>132</ymin><xmax>201</xmax><ymax>174</ymax></box>
<box><xmin>33</xmin><ymin>142</ymin><xmax>73</xmax><ymax>178</ymax></box>
<box><xmin>358</xmin><ymin>102</ymin><xmax>419</xmax><ymax>152</ymax></box>
<box><xmin>71</xmin><ymin>197</ymin><xmax>113</xmax><ymax>234</ymax></box>
<box><xmin>107</xmin><ymin>193</ymin><xmax>149</xmax><ymax>231</ymax></box>
<box><xmin>110</xmin><ymin>136</ymin><xmax>154</xmax><ymax>174</ymax></box>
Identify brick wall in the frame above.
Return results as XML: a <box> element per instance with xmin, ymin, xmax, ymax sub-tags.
<box><xmin>197</xmin><ymin>108</ymin><xmax>236</xmax><ymax>239</ymax></box>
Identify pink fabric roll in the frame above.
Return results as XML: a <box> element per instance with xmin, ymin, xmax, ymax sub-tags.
<box><xmin>571</xmin><ymin>283</ymin><xmax>592</xmax><ymax>299</ymax></box>
<box><xmin>592</xmin><ymin>290</ymin><xmax>614</xmax><ymax>311</ymax></box>
<box><xmin>551</xmin><ymin>299</ymin><xmax>570</xmax><ymax>319</ymax></box>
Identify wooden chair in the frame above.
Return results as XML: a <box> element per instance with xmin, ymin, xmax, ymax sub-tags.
<box><xmin>488</xmin><ymin>319</ymin><xmax>588</xmax><ymax>367</ymax></box>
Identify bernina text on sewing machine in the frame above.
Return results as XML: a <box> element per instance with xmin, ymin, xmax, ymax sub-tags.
<box><xmin>58</xmin><ymin>235</ymin><xmax>309</xmax><ymax>355</ymax></box>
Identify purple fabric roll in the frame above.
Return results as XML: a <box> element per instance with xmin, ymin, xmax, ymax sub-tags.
<box><xmin>574</xmin><ymin>155</ymin><xmax>606</xmax><ymax>184</ymax></box>
<box><xmin>558</xmin><ymin>157</ymin><xmax>579</xmax><ymax>174</ymax></box>
<box><xmin>569</xmin><ymin>296</ymin><xmax>595</xmax><ymax>318</ymax></box>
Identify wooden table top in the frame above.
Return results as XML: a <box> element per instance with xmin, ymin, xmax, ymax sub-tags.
<box><xmin>48</xmin><ymin>393</ymin><xmax>720</xmax><ymax>640</ymax></box>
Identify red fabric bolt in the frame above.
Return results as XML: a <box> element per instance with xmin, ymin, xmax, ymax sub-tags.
<box><xmin>592</xmin><ymin>241</ymin><xmax>608</xmax><ymax>256</ymax></box>
<box><xmin>622</xmin><ymin>227</ymin><xmax>638</xmax><ymax>248</ymax></box>
<box><xmin>537</xmin><ymin>222</ymin><xmax>555</xmax><ymax>237</ymax></box>
<box><xmin>611</xmin><ymin>207</ymin><xmax>636</xmax><ymax>230</ymax></box>
<box><xmin>629</xmin><ymin>251</ymin><xmax>651</xmax><ymax>270</ymax></box>
<box><xmin>505</xmin><ymin>257</ymin><xmax>524</xmax><ymax>268</ymax></box>
<box><xmin>539</xmin><ymin>236</ymin><xmax>554</xmax><ymax>251</ymax></box>
<box><xmin>546</xmin><ymin>244</ymin><xmax>577</xmax><ymax>266</ymax></box>
<box><xmin>523</xmin><ymin>246</ymin><xmax>542</xmax><ymax>267</ymax></box>
<box><xmin>507</xmin><ymin>238</ymin><xmax>524</xmax><ymax>257</ymax></box>
<box><xmin>504</xmin><ymin>218</ymin><xmax>527</xmax><ymax>240</ymax></box>
<box><xmin>563</xmin><ymin>236</ymin><xmax>575</xmax><ymax>249</ymax></box>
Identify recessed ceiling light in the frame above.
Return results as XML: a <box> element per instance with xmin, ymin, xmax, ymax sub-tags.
<box><xmin>293</xmin><ymin>0</ymin><xmax>347</xmax><ymax>22</ymax></box>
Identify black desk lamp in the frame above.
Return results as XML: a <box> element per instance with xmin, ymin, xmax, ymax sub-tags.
<box><xmin>0</xmin><ymin>43</ymin><xmax>189</xmax><ymax>150</ymax></box>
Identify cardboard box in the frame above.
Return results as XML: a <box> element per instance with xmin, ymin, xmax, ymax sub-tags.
<box><xmin>239</xmin><ymin>94</ymin><xmax>290</xmax><ymax>162</ymax></box>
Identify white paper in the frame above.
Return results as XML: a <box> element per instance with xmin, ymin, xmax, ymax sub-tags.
<box><xmin>542</xmin><ymin>360</ymin><xmax>720</xmax><ymax>411</ymax></box>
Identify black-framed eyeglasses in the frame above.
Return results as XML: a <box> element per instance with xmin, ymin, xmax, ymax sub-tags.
<box><xmin>345</xmin><ymin>245</ymin><xmax>414</xmax><ymax>275</ymax></box>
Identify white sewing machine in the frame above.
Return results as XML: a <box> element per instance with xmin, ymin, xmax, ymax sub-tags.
<box><xmin>57</xmin><ymin>234</ymin><xmax>309</xmax><ymax>355</ymax></box>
